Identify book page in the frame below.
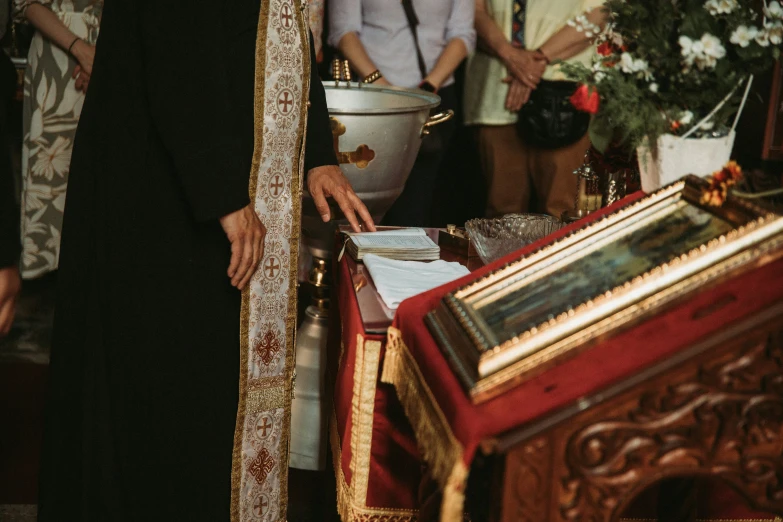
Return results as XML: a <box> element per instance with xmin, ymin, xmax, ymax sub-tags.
<box><xmin>351</xmin><ymin>234</ymin><xmax>436</xmax><ymax>249</ymax></box>
<box><xmin>346</xmin><ymin>228</ymin><xmax>426</xmax><ymax>237</ymax></box>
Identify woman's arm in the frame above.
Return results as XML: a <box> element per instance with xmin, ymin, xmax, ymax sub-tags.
<box><xmin>474</xmin><ymin>0</ymin><xmax>544</xmax><ymax>89</ymax></box>
<box><xmin>537</xmin><ymin>7</ymin><xmax>608</xmax><ymax>63</ymax></box>
<box><xmin>25</xmin><ymin>4</ymin><xmax>94</xmax><ymax>72</ymax></box>
<box><xmin>336</xmin><ymin>32</ymin><xmax>390</xmax><ymax>85</ymax></box>
<box><xmin>425</xmin><ymin>0</ymin><xmax>475</xmax><ymax>88</ymax></box>
<box><xmin>425</xmin><ymin>39</ymin><xmax>467</xmax><ymax>89</ymax></box>
<box><xmin>473</xmin><ymin>0</ymin><xmax>511</xmax><ymax>58</ymax></box>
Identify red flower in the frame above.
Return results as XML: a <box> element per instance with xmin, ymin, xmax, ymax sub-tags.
<box><xmin>597</xmin><ymin>41</ymin><xmax>613</xmax><ymax>56</ymax></box>
<box><xmin>671</xmin><ymin>121</ymin><xmax>681</xmax><ymax>131</ymax></box>
<box><xmin>570</xmin><ymin>84</ymin><xmax>600</xmax><ymax>114</ymax></box>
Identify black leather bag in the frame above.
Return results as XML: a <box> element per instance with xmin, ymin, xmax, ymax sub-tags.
<box><xmin>516</xmin><ymin>80</ymin><xmax>590</xmax><ymax>149</ymax></box>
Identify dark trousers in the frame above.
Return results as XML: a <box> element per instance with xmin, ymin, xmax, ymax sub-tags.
<box><xmin>0</xmin><ymin>51</ymin><xmax>20</xmax><ymax>268</ymax></box>
<box><xmin>382</xmin><ymin>84</ymin><xmax>457</xmax><ymax>227</ymax></box>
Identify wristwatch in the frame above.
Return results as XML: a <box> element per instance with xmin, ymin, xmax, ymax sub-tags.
<box><xmin>418</xmin><ymin>80</ymin><xmax>438</xmax><ymax>93</ymax></box>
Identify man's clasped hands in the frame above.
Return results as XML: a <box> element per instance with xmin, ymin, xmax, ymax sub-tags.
<box><xmin>498</xmin><ymin>45</ymin><xmax>549</xmax><ymax>112</ymax></box>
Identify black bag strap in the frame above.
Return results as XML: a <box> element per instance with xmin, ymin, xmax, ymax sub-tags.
<box><xmin>400</xmin><ymin>0</ymin><xmax>428</xmax><ymax>80</ymax></box>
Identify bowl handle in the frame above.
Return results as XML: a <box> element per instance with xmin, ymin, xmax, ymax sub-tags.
<box><xmin>421</xmin><ymin>110</ymin><xmax>454</xmax><ymax>137</ymax></box>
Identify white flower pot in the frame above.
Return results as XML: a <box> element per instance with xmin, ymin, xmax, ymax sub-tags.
<box><xmin>636</xmin><ymin>132</ymin><xmax>736</xmax><ymax>192</ymax></box>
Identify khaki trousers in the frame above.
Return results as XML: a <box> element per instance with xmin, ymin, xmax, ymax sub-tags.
<box><xmin>476</xmin><ymin>125</ymin><xmax>589</xmax><ymax>219</ymax></box>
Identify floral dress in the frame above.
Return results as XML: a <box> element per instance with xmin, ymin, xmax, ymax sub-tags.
<box><xmin>15</xmin><ymin>0</ymin><xmax>102</xmax><ymax>279</ymax></box>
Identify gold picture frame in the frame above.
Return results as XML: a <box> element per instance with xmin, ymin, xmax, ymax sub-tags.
<box><xmin>426</xmin><ymin>176</ymin><xmax>783</xmax><ymax>403</ymax></box>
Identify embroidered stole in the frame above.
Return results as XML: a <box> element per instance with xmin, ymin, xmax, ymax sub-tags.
<box><xmin>231</xmin><ymin>1</ymin><xmax>310</xmax><ymax>520</ymax></box>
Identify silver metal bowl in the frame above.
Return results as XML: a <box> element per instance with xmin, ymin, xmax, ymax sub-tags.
<box><xmin>466</xmin><ymin>214</ymin><xmax>564</xmax><ymax>265</ymax></box>
<box><xmin>301</xmin><ymin>82</ymin><xmax>453</xmax><ymax>259</ymax></box>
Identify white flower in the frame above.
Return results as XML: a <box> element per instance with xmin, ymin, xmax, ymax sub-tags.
<box><xmin>700</xmin><ymin>121</ymin><xmax>715</xmax><ymax>131</ymax></box>
<box><xmin>649</xmin><ymin>83</ymin><xmax>659</xmax><ymax>93</ymax></box>
<box><xmin>680</xmin><ymin>111</ymin><xmax>694</xmax><ymax>125</ymax></box>
<box><xmin>595</xmin><ymin>71</ymin><xmax>607</xmax><ymax>82</ymax></box>
<box><xmin>766</xmin><ymin>1</ymin><xmax>783</xmax><ymax>19</ymax></box>
<box><xmin>31</xmin><ymin>136</ymin><xmax>72</xmax><ymax>181</ymax></box>
<box><xmin>679</xmin><ymin>35</ymin><xmax>694</xmax><ymax>55</ymax></box>
<box><xmin>701</xmin><ymin>33</ymin><xmax>726</xmax><ymax>58</ymax></box>
<box><xmin>756</xmin><ymin>30</ymin><xmax>771</xmax><ymax>47</ymax></box>
<box><xmin>617</xmin><ymin>52</ymin><xmax>654</xmax><ymax>80</ymax></box>
<box><xmin>730</xmin><ymin>25</ymin><xmax>759</xmax><ymax>48</ymax></box>
<box><xmin>22</xmin><ymin>237</ymin><xmax>39</xmax><ymax>268</ymax></box>
<box><xmin>704</xmin><ymin>0</ymin><xmax>738</xmax><ymax>15</ymax></box>
<box><xmin>766</xmin><ymin>20</ymin><xmax>783</xmax><ymax>45</ymax></box>
<box><xmin>680</xmin><ymin>33</ymin><xmax>726</xmax><ymax>71</ymax></box>
<box><xmin>619</xmin><ymin>52</ymin><xmax>635</xmax><ymax>73</ymax></box>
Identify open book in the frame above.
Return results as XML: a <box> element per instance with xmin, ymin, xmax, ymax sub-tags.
<box><xmin>345</xmin><ymin>228</ymin><xmax>440</xmax><ymax>262</ymax></box>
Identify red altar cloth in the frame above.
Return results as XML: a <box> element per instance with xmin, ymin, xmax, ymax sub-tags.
<box><xmin>381</xmin><ymin>193</ymin><xmax>783</xmax><ymax>521</ymax></box>
<box><xmin>329</xmin><ymin>251</ymin><xmax>421</xmax><ymax>521</ymax></box>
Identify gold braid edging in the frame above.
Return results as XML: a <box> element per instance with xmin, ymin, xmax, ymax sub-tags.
<box><xmin>330</xmin><ymin>412</ymin><xmax>419</xmax><ymax>522</ymax></box>
<box><xmin>620</xmin><ymin>519</ymin><xmax>783</xmax><ymax>521</ymax></box>
<box><xmin>231</xmin><ymin>0</ymin><xmax>271</xmax><ymax>519</ymax></box>
<box><xmin>350</xmin><ymin>335</ymin><xmax>382</xmax><ymax>506</ymax></box>
<box><xmin>380</xmin><ymin>328</ymin><xmax>468</xmax><ymax>522</ymax></box>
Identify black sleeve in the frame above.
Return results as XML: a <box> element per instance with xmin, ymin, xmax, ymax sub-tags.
<box><xmin>304</xmin><ymin>32</ymin><xmax>339</xmax><ymax>174</ymax></box>
<box><xmin>0</xmin><ymin>51</ymin><xmax>19</xmax><ymax>269</ymax></box>
<box><xmin>141</xmin><ymin>3</ymin><xmax>250</xmax><ymax>222</ymax></box>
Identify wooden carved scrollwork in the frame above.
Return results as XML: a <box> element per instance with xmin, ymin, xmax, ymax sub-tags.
<box><xmin>560</xmin><ymin>335</ymin><xmax>783</xmax><ymax>521</ymax></box>
<box><xmin>503</xmin><ymin>437</ymin><xmax>552</xmax><ymax>522</ymax></box>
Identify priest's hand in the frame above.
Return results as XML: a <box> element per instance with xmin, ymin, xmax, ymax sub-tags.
<box><xmin>0</xmin><ymin>266</ymin><xmax>21</xmax><ymax>338</ymax></box>
<box><xmin>308</xmin><ymin>165</ymin><xmax>376</xmax><ymax>233</ymax></box>
<box><xmin>219</xmin><ymin>205</ymin><xmax>267</xmax><ymax>290</ymax></box>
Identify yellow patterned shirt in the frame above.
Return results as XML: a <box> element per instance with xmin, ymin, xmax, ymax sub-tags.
<box><xmin>464</xmin><ymin>0</ymin><xmax>604</xmax><ymax>126</ymax></box>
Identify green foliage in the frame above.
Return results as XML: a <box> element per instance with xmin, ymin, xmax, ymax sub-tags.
<box><xmin>564</xmin><ymin>0</ymin><xmax>783</xmax><ymax>151</ymax></box>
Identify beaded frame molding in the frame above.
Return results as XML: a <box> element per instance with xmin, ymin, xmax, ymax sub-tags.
<box><xmin>427</xmin><ymin>175</ymin><xmax>783</xmax><ymax>403</ymax></box>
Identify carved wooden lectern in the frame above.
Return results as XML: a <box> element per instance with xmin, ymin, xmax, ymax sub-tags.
<box><xmin>380</xmin><ymin>188</ymin><xmax>783</xmax><ymax>522</ymax></box>
<box><xmin>465</xmin><ymin>304</ymin><xmax>783</xmax><ymax>521</ymax></box>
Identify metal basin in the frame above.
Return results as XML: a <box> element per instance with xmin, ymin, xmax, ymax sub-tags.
<box><xmin>301</xmin><ymin>82</ymin><xmax>452</xmax><ymax>259</ymax></box>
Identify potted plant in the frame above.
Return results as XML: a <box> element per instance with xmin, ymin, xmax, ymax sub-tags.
<box><xmin>563</xmin><ymin>0</ymin><xmax>783</xmax><ymax>191</ymax></box>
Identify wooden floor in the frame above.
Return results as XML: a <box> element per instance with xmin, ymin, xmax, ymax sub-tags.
<box><xmin>0</xmin><ymin>275</ymin><xmax>339</xmax><ymax>522</ymax></box>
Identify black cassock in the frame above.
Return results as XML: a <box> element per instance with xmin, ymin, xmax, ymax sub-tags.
<box><xmin>0</xmin><ymin>50</ymin><xmax>19</xmax><ymax>269</ymax></box>
<box><xmin>37</xmin><ymin>1</ymin><xmax>336</xmax><ymax>520</ymax></box>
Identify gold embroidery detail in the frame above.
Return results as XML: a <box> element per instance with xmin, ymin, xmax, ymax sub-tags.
<box><xmin>348</xmin><ymin>335</ymin><xmax>382</xmax><ymax>506</ymax></box>
<box><xmin>381</xmin><ymin>327</ymin><xmax>468</xmax><ymax>522</ymax></box>
<box><xmin>331</xmin><ymin>412</ymin><xmax>419</xmax><ymax>522</ymax></box>
<box><xmin>231</xmin><ymin>0</ymin><xmax>270</xmax><ymax>516</ymax></box>
<box><xmin>248</xmin><ymin>376</ymin><xmax>287</xmax><ymax>391</ymax></box>
<box><xmin>232</xmin><ymin>0</ymin><xmax>309</xmax><ymax>520</ymax></box>
<box><xmin>247</xmin><ymin>386</ymin><xmax>286</xmax><ymax>413</ymax></box>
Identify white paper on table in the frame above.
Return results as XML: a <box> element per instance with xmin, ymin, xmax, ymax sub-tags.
<box><xmin>362</xmin><ymin>254</ymin><xmax>471</xmax><ymax>310</ymax></box>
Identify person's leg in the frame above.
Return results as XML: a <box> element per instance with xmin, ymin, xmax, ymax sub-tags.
<box><xmin>382</xmin><ymin>86</ymin><xmax>458</xmax><ymax>227</ymax></box>
<box><xmin>381</xmin><ymin>121</ymin><xmax>456</xmax><ymax>227</ymax></box>
<box><xmin>476</xmin><ymin>125</ymin><xmax>531</xmax><ymax>218</ymax></box>
<box><xmin>529</xmin><ymin>134</ymin><xmax>590</xmax><ymax>219</ymax></box>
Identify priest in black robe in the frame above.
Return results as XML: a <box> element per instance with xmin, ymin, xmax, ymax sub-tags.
<box><xmin>36</xmin><ymin>1</ymin><xmax>374</xmax><ymax>521</ymax></box>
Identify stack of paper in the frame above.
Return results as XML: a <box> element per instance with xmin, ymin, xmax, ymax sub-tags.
<box><xmin>346</xmin><ymin>228</ymin><xmax>440</xmax><ymax>261</ymax></box>
<box><xmin>362</xmin><ymin>254</ymin><xmax>470</xmax><ymax>310</ymax></box>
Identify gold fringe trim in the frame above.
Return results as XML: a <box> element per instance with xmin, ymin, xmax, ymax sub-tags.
<box><xmin>381</xmin><ymin>328</ymin><xmax>468</xmax><ymax>522</ymax></box>
<box><xmin>331</xmin><ymin>412</ymin><xmax>419</xmax><ymax>522</ymax></box>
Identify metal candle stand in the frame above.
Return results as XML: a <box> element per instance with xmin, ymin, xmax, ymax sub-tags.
<box><xmin>562</xmin><ymin>149</ymin><xmax>630</xmax><ymax>224</ymax></box>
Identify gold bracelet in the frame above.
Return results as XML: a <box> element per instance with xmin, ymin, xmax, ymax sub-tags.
<box><xmin>362</xmin><ymin>70</ymin><xmax>382</xmax><ymax>84</ymax></box>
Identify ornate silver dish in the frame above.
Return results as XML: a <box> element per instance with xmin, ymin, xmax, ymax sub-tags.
<box><xmin>466</xmin><ymin>214</ymin><xmax>564</xmax><ymax>265</ymax></box>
